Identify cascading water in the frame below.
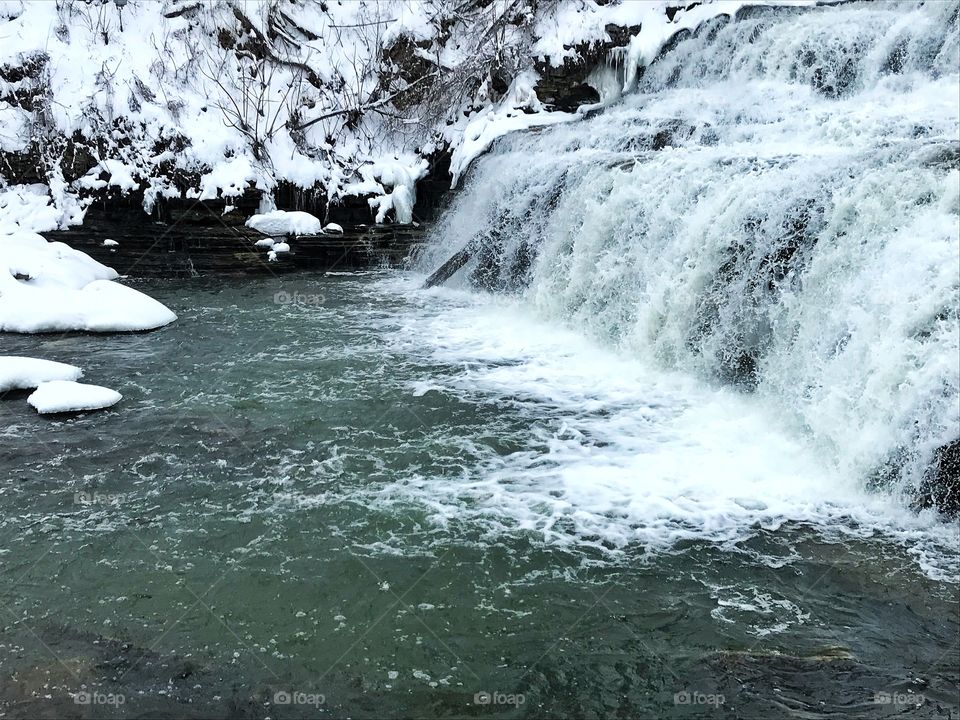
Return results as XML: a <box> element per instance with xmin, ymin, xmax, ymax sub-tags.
<box><xmin>420</xmin><ymin>0</ymin><xmax>960</xmax><ymax>515</ymax></box>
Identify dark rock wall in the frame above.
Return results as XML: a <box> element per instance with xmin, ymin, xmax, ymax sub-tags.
<box><xmin>11</xmin><ymin>145</ymin><xmax>452</xmax><ymax>277</ymax></box>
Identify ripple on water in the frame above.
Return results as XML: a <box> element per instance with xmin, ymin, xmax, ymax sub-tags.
<box><xmin>0</xmin><ymin>272</ymin><xmax>956</xmax><ymax>718</ymax></box>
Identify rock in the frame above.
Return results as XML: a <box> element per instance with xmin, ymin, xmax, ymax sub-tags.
<box><xmin>533</xmin><ymin>23</ymin><xmax>640</xmax><ymax>112</ymax></box>
<box><xmin>30</xmin><ymin>147</ymin><xmax>452</xmax><ymax>278</ymax></box>
<box><xmin>27</xmin><ymin>380</ymin><xmax>122</xmax><ymax>414</ymax></box>
<box><xmin>916</xmin><ymin>439</ymin><xmax>960</xmax><ymax>516</ymax></box>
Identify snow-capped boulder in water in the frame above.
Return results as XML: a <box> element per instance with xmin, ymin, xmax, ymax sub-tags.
<box><xmin>0</xmin><ymin>229</ymin><xmax>177</xmax><ymax>333</ymax></box>
<box><xmin>245</xmin><ymin>210</ymin><xmax>322</xmax><ymax>237</ymax></box>
<box><xmin>0</xmin><ymin>276</ymin><xmax>178</xmax><ymax>333</ymax></box>
<box><xmin>0</xmin><ymin>356</ymin><xmax>83</xmax><ymax>392</ymax></box>
<box><xmin>2</xmin><ymin>230</ymin><xmax>118</xmax><ymax>289</ymax></box>
<box><xmin>323</xmin><ymin>223</ymin><xmax>344</xmax><ymax>234</ymax></box>
<box><xmin>27</xmin><ymin>380</ymin><xmax>121</xmax><ymax>414</ymax></box>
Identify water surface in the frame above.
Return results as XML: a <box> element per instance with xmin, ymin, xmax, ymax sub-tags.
<box><xmin>0</xmin><ymin>273</ymin><xmax>956</xmax><ymax>718</ymax></box>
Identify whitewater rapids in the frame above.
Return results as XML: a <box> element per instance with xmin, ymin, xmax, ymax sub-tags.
<box><xmin>413</xmin><ymin>0</ymin><xmax>960</xmax><ymax>576</ymax></box>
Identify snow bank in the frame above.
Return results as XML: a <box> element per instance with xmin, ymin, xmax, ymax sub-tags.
<box><xmin>246</xmin><ymin>210</ymin><xmax>322</xmax><ymax>237</ymax></box>
<box><xmin>27</xmin><ymin>380</ymin><xmax>121</xmax><ymax>414</ymax></box>
<box><xmin>0</xmin><ymin>356</ymin><xmax>82</xmax><ymax>392</ymax></box>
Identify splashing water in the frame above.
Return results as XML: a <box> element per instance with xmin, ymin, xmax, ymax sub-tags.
<box><xmin>418</xmin><ymin>0</ymin><xmax>960</xmax><ymax>522</ymax></box>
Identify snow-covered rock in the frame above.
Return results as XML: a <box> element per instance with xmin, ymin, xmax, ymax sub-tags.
<box><xmin>246</xmin><ymin>210</ymin><xmax>321</xmax><ymax>237</ymax></box>
<box><xmin>450</xmin><ymin>71</ymin><xmax>573</xmax><ymax>185</ymax></box>
<box><xmin>272</xmin><ymin>242</ymin><xmax>291</xmax><ymax>253</ymax></box>
<box><xmin>323</xmin><ymin>223</ymin><xmax>344</xmax><ymax>234</ymax></box>
<box><xmin>0</xmin><ymin>356</ymin><xmax>83</xmax><ymax>392</ymax></box>
<box><xmin>0</xmin><ymin>232</ymin><xmax>178</xmax><ymax>334</ymax></box>
<box><xmin>102</xmin><ymin>239</ymin><xmax>119</xmax><ymax>247</ymax></box>
<box><xmin>27</xmin><ymin>380</ymin><xmax>121</xmax><ymax>414</ymax></box>
<box><xmin>366</xmin><ymin>159</ymin><xmax>429</xmax><ymax>224</ymax></box>
<box><xmin>254</xmin><ymin>238</ymin><xmax>276</xmax><ymax>248</ymax></box>
<box><xmin>1</xmin><ymin>187</ymin><xmax>177</xmax><ymax>334</ymax></box>
<box><xmin>1</xmin><ymin>228</ymin><xmax>118</xmax><ymax>289</ymax></box>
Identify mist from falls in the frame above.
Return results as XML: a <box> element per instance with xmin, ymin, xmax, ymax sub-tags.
<box><xmin>419</xmin><ymin>0</ymin><xmax>960</xmax><ymax>509</ymax></box>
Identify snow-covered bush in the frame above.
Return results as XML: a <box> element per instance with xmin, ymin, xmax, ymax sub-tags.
<box><xmin>0</xmin><ymin>1</ymin><xmax>777</xmax><ymax>226</ymax></box>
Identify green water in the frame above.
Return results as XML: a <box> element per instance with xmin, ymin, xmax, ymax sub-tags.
<box><xmin>0</xmin><ymin>273</ymin><xmax>957</xmax><ymax>719</ymax></box>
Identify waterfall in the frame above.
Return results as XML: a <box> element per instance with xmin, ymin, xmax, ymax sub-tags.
<box><xmin>420</xmin><ymin>0</ymin><xmax>960</xmax><ymax>508</ymax></box>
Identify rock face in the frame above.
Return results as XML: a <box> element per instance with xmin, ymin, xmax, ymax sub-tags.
<box><xmin>917</xmin><ymin>439</ymin><xmax>960</xmax><ymax>516</ymax></box>
<box><xmin>43</xmin><ymin>196</ymin><xmax>429</xmax><ymax>277</ymax></box>
<box><xmin>533</xmin><ymin>23</ymin><xmax>639</xmax><ymax>111</ymax></box>
<box><xmin>36</xmin><ymin>150</ymin><xmax>452</xmax><ymax>277</ymax></box>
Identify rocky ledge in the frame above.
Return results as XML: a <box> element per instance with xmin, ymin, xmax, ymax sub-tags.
<box><xmin>43</xmin><ymin>197</ymin><xmax>428</xmax><ymax>277</ymax></box>
<box><xmin>38</xmin><ymin>152</ymin><xmax>451</xmax><ymax>277</ymax></box>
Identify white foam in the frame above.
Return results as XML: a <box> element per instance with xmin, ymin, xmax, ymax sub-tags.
<box><xmin>414</xmin><ymin>1</ymin><xmax>959</xmax><ymax>550</ymax></box>
<box><xmin>364</xmin><ymin>277</ymin><xmax>959</xmax><ymax>579</ymax></box>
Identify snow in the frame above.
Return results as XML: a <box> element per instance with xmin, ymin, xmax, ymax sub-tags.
<box><xmin>449</xmin><ymin>71</ymin><xmax>574</xmax><ymax>185</ymax></box>
<box><xmin>323</xmin><ymin>223</ymin><xmax>344</xmax><ymax>234</ymax></box>
<box><xmin>198</xmin><ymin>156</ymin><xmax>265</xmax><ymax>201</ymax></box>
<box><xmin>367</xmin><ymin>159</ymin><xmax>429</xmax><ymax>224</ymax></box>
<box><xmin>102</xmin><ymin>239</ymin><xmax>119</xmax><ymax>247</ymax></box>
<box><xmin>78</xmin><ymin>160</ymin><xmax>139</xmax><ymax>193</ymax></box>
<box><xmin>27</xmin><ymin>380</ymin><xmax>121</xmax><ymax>414</ymax></box>
<box><xmin>254</xmin><ymin>238</ymin><xmax>275</xmax><ymax>248</ymax></box>
<box><xmin>382</xmin><ymin>2</ymin><xmax>435</xmax><ymax>45</ymax></box>
<box><xmin>1</xmin><ymin>187</ymin><xmax>177</xmax><ymax>334</ymax></box>
<box><xmin>246</xmin><ymin>210</ymin><xmax>322</xmax><ymax>237</ymax></box>
<box><xmin>272</xmin><ymin>242</ymin><xmax>291</xmax><ymax>253</ymax></box>
<box><xmin>532</xmin><ymin>0</ymin><xmax>650</xmax><ymax>65</ymax></box>
<box><xmin>0</xmin><ymin>356</ymin><xmax>82</xmax><ymax>392</ymax></box>
<box><xmin>0</xmin><ymin>183</ymin><xmax>72</xmax><ymax>233</ymax></box>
